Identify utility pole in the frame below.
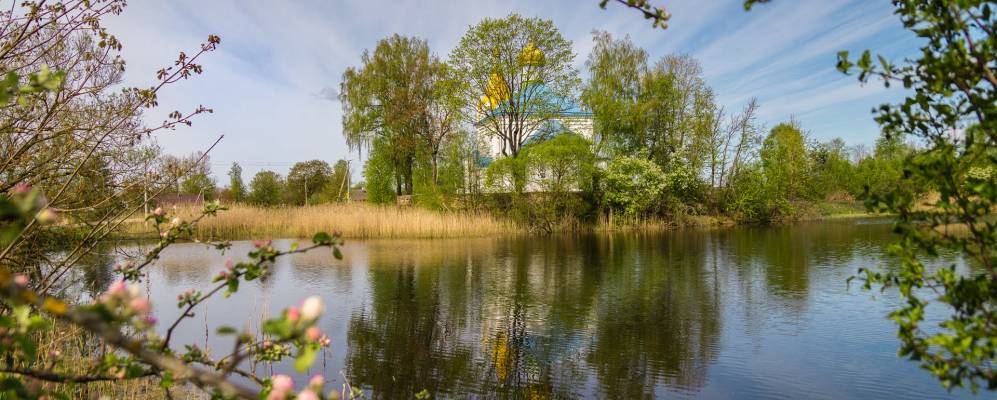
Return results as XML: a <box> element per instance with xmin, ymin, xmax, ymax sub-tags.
<box><xmin>143</xmin><ymin>160</ymin><xmax>149</xmax><ymax>216</ymax></box>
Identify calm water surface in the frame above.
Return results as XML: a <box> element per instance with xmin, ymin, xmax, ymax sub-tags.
<box><xmin>92</xmin><ymin>219</ymin><xmax>979</xmax><ymax>399</ymax></box>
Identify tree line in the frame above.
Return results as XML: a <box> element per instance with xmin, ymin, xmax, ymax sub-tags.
<box><xmin>331</xmin><ymin>15</ymin><xmax>915</xmax><ymax>229</ymax></box>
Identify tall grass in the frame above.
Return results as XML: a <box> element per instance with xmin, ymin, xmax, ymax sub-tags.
<box><xmin>128</xmin><ymin>203</ymin><xmax>521</xmax><ymax>240</ymax></box>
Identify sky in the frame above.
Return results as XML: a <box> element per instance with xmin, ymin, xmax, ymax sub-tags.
<box><xmin>103</xmin><ymin>0</ymin><xmax>919</xmax><ymax>181</ymax></box>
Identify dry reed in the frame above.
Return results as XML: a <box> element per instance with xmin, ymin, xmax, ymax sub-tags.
<box><xmin>131</xmin><ymin>203</ymin><xmax>521</xmax><ymax>240</ymax></box>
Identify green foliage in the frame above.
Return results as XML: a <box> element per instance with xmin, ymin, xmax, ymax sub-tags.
<box><xmin>341</xmin><ymin>34</ymin><xmax>465</xmax><ymax>194</ymax></box>
<box><xmin>228</xmin><ymin>162</ymin><xmax>246</xmax><ymax>202</ymax></box>
<box><xmin>450</xmin><ymin>13</ymin><xmax>581</xmax><ymax>157</ymax></box>
<box><xmin>523</xmin><ymin>133</ymin><xmax>597</xmax><ymax>195</ymax></box>
<box><xmin>661</xmin><ymin>152</ymin><xmax>702</xmax><ymax>205</ymax></box>
<box><xmin>364</xmin><ymin>140</ymin><xmax>399</xmax><ymax>204</ymax></box>
<box><xmin>851</xmin><ymin>135</ymin><xmax>912</xmax><ymax>199</ymax></box>
<box><xmin>724</xmin><ymin>164</ymin><xmax>774</xmax><ymax>222</ymax></box>
<box><xmin>317</xmin><ymin>159</ymin><xmax>351</xmax><ymax>203</ymax></box>
<box><xmin>602</xmin><ymin>155</ymin><xmax>666</xmax><ymax>216</ymax></box>
<box><xmin>248</xmin><ymin>170</ymin><xmax>285</xmax><ymax>207</ymax></box>
<box><xmin>582</xmin><ymin>31</ymin><xmax>715</xmax><ymax>172</ymax></box>
<box><xmin>180</xmin><ymin>172</ymin><xmax>216</xmax><ymax>200</ymax></box>
<box><xmin>807</xmin><ymin>138</ymin><xmax>855</xmax><ymax>199</ymax></box>
<box><xmin>484</xmin><ymin>156</ymin><xmax>527</xmax><ymax>195</ymax></box>
<box><xmin>760</xmin><ymin>122</ymin><xmax>811</xmax><ymax>203</ymax></box>
<box><xmin>838</xmin><ymin>0</ymin><xmax>997</xmax><ymax>391</ymax></box>
<box><xmin>286</xmin><ymin>160</ymin><xmax>333</xmax><ymax>205</ymax></box>
<box><xmin>581</xmin><ymin>31</ymin><xmax>647</xmax><ymax>155</ymax></box>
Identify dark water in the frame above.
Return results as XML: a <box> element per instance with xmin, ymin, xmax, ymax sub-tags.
<box><xmin>95</xmin><ymin>219</ymin><xmax>979</xmax><ymax>399</ymax></box>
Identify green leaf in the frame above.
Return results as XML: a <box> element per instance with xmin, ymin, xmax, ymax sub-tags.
<box><xmin>160</xmin><ymin>371</ymin><xmax>174</xmax><ymax>389</ymax></box>
<box><xmin>216</xmin><ymin>326</ymin><xmax>237</xmax><ymax>336</ymax></box>
<box><xmin>294</xmin><ymin>345</ymin><xmax>317</xmax><ymax>373</ymax></box>
<box><xmin>312</xmin><ymin>232</ymin><xmax>332</xmax><ymax>245</ymax></box>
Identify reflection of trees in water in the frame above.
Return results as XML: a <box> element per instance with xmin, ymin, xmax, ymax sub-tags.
<box><xmin>345</xmin><ymin>260</ymin><xmax>475</xmax><ymax>399</ymax></box>
<box><xmin>474</xmin><ymin>237</ymin><xmax>594</xmax><ymax>398</ymax></box>
<box><xmin>339</xmin><ymin>223</ymin><xmax>900</xmax><ymax>398</ymax></box>
<box><xmin>723</xmin><ymin>221</ymin><xmax>896</xmax><ymax>317</ymax></box>
<box><xmin>586</xmin><ymin>232</ymin><xmax>720</xmax><ymax>398</ymax></box>
<box><xmin>344</xmin><ymin>234</ymin><xmax>723</xmax><ymax>398</ymax></box>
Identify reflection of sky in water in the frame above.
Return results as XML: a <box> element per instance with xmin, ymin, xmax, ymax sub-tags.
<box><xmin>90</xmin><ymin>219</ymin><xmax>979</xmax><ymax>399</ymax></box>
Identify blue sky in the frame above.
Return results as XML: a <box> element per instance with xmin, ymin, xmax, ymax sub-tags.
<box><xmin>104</xmin><ymin>0</ymin><xmax>918</xmax><ymax>181</ymax></box>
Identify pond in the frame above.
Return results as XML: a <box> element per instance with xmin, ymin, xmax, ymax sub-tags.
<box><xmin>91</xmin><ymin>219</ymin><xmax>980</xmax><ymax>399</ymax></box>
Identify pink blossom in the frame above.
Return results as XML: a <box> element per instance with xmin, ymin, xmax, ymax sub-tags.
<box><xmin>318</xmin><ymin>335</ymin><xmax>331</xmax><ymax>348</ymax></box>
<box><xmin>225</xmin><ymin>259</ymin><xmax>235</xmax><ymax>270</ymax></box>
<box><xmin>305</xmin><ymin>326</ymin><xmax>321</xmax><ymax>342</ymax></box>
<box><xmin>286</xmin><ymin>307</ymin><xmax>300</xmax><ymax>323</ymax></box>
<box><xmin>12</xmin><ymin>274</ymin><xmax>29</xmax><ymax>287</ymax></box>
<box><xmin>11</xmin><ymin>183</ymin><xmax>30</xmax><ymax>194</ymax></box>
<box><xmin>142</xmin><ymin>315</ymin><xmax>157</xmax><ymax>326</ymax></box>
<box><xmin>215</xmin><ymin>270</ymin><xmax>229</xmax><ymax>281</ymax></box>
<box><xmin>295</xmin><ymin>389</ymin><xmax>319</xmax><ymax>400</ymax></box>
<box><xmin>107</xmin><ymin>280</ymin><xmax>127</xmax><ymax>296</ymax></box>
<box><xmin>308</xmin><ymin>374</ymin><xmax>324</xmax><ymax>388</ymax></box>
<box><xmin>130</xmin><ymin>297</ymin><xmax>150</xmax><ymax>314</ymax></box>
<box><xmin>271</xmin><ymin>374</ymin><xmax>294</xmax><ymax>393</ymax></box>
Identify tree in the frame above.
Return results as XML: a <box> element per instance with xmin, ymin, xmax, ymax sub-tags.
<box><xmin>760</xmin><ymin>122</ymin><xmax>810</xmax><ymax>203</ymax></box>
<box><xmin>180</xmin><ymin>172</ymin><xmax>216</xmax><ymax>200</ymax></box>
<box><xmin>808</xmin><ymin>137</ymin><xmax>855</xmax><ymax>199</ymax></box>
<box><xmin>450</xmin><ymin>14</ymin><xmax>581</xmax><ymax>158</ymax></box>
<box><xmin>363</xmin><ymin>139</ymin><xmax>399</xmax><ymax>204</ymax></box>
<box><xmin>340</xmin><ymin>35</ymin><xmax>464</xmax><ymax>192</ymax></box>
<box><xmin>228</xmin><ymin>162</ymin><xmax>246</xmax><ymax>202</ymax></box>
<box><xmin>602</xmin><ymin>155</ymin><xmax>666</xmax><ymax>217</ymax></box>
<box><xmin>839</xmin><ymin>1</ymin><xmax>997</xmax><ymax>391</ymax></box>
<box><xmin>286</xmin><ymin>160</ymin><xmax>332</xmax><ymax>205</ymax></box>
<box><xmin>851</xmin><ymin>135</ymin><xmax>912</xmax><ymax>199</ymax></box>
<box><xmin>249</xmin><ymin>170</ymin><xmax>285</xmax><ymax>206</ymax></box>
<box><xmin>523</xmin><ymin>132</ymin><xmax>596</xmax><ymax>196</ymax></box>
<box><xmin>581</xmin><ymin>30</ymin><xmax>647</xmax><ymax>155</ymax></box>
<box><xmin>580</xmin><ymin>31</ymin><xmax>718</xmax><ymax>176</ymax></box>
<box><xmin>322</xmin><ymin>159</ymin><xmax>351</xmax><ymax>203</ymax></box>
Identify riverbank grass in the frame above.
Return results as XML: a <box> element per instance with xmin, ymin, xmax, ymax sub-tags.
<box><xmin>124</xmin><ymin>203</ymin><xmax>518</xmax><ymax>240</ymax></box>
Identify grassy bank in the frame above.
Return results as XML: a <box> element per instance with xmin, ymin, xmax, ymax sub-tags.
<box><xmin>123</xmin><ymin>203</ymin><xmax>519</xmax><ymax>240</ymax></box>
<box><xmin>118</xmin><ymin>200</ymin><xmax>879</xmax><ymax>240</ymax></box>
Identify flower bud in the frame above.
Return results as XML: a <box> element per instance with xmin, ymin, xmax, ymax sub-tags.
<box><xmin>305</xmin><ymin>326</ymin><xmax>321</xmax><ymax>342</ymax></box>
<box><xmin>35</xmin><ymin>208</ymin><xmax>57</xmax><ymax>224</ymax></box>
<box><xmin>107</xmin><ymin>280</ymin><xmax>127</xmax><ymax>296</ymax></box>
<box><xmin>286</xmin><ymin>307</ymin><xmax>300</xmax><ymax>323</ymax></box>
<box><xmin>299</xmin><ymin>296</ymin><xmax>324</xmax><ymax>321</ymax></box>
<box><xmin>130</xmin><ymin>297</ymin><xmax>150</xmax><ymax>314</ymax></box>
<box><xmin>296</xmin><ymin>389</ymin><xmax>319</xmax><ymax>400</ymax></box>
<box><xmin>308</xmin><ymin>374</ymin><xmax>324</xmax><ymax>388</ymax></box>
<box><xmin>272</xmin><ymin>374</ymin><xmax>294</xmax><ymax>393</ymax></box>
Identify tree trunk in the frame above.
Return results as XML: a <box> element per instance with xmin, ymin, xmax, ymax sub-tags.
<box><xmin>430</xmin><ymin>152</ymin><xmax>439</xmax><ymax>187</ymax></box>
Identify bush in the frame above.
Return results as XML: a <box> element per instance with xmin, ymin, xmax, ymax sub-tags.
<box><xmin>603</xmin><ymin>156</ymin><xmax>666</xmax><ymax>216</ymax></box>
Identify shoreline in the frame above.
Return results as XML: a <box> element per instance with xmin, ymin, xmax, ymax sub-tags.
<box><xmin>112</xmin><ymin>202</ymin><xmax>885</xmax><ymax>241</ymax></box>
